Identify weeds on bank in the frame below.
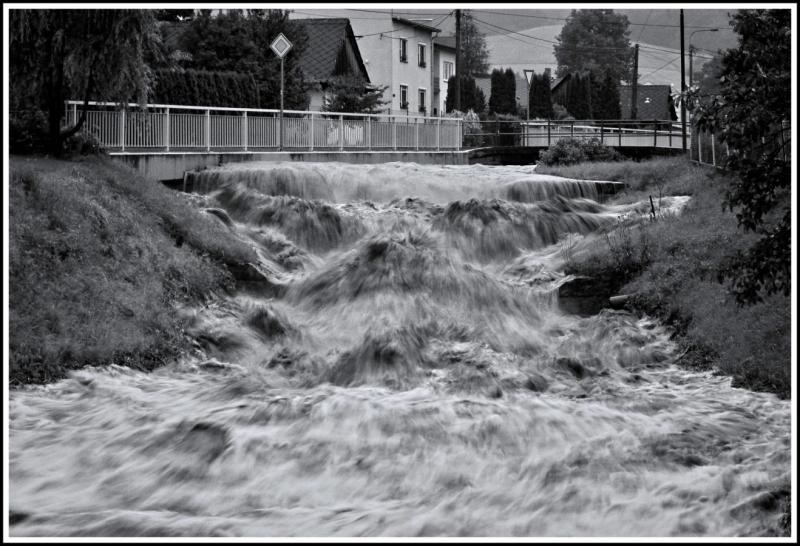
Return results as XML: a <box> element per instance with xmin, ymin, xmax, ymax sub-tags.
<box><xmin>8</xmin><ymin>156</ymin><xmax>257</xmax><ymax>384</ymax></box>
<box><xmin>545</xmin><ymin>156</ymin><xmax>791</xmax><ymax>398</ymax></box>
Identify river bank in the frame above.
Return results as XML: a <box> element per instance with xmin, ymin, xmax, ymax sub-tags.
<box><xmin>8</xmin><ymin>155</ymin><xmax>260</xmax><ymax>385</ymax></box>
<box><xmin>538</xmin><ymin>157</ymin><xmax>792</xmax><ymax>400</ymax></box>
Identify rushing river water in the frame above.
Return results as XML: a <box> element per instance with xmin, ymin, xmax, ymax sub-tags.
<box><xmin>8</xmin><ymin>162</ymin><xmax>791</xmax><ymax>537</ymax></box>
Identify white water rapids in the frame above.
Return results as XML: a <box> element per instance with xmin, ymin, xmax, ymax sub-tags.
<box><xmin>8</xmin><ymin>162</ymin><xmax>791</xmax><ymax>537</ymax></box>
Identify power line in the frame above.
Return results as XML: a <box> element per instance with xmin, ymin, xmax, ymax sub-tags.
<box><xmin>636</xmin><ymin>9</ymin><xmax>653</xmax><ymax>42</ymax></box>
<box><xmin>464</xmin><ymin>9</ymin><xmax>732</xmax><ymax>30</ymax></box>
<box><xmin>641</xmin><ymin>55</ymin><xmax>681</xmax><ymax>78</ymax></box>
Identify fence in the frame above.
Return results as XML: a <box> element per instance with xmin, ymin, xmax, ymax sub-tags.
<box><xmin>691</xmin><ymin>120</ymin><xmax>791</xmax><ymax>168</ymax></box>
<box><xmin>519</xmin><ymin>120</ymin><xmax>687</xmax><ymax>150</ymax></box>
<box><xmin>64</xmin><ymin>101</ymin><xmax>463</xmax><ymax>153</ymax></box>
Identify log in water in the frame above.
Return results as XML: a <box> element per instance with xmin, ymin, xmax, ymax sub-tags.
<box><xmin>9</xmin><ymin>162</ymin><xmax>790</xmax><ymax>537</ymax></box>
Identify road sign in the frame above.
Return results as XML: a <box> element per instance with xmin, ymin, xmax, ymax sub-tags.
<box><xmin>270</xmin><ymin>33</ymin><xmax>292</xmax><ymax>59</ymax></box>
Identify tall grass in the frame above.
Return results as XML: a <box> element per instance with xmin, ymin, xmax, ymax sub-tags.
<box><xmin>8</xmin><ymin>156</ymin><xmax>258</xmax><ymax>384</ymax></box>
<box><xmin>544</xmin><ymin>157</ymin><xmax>791</xmax><ymax>398</ymax></box>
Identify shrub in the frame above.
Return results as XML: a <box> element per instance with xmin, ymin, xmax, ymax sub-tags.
<box><xmin>10</xmin><ymin>108</ymin><xmax>49</xmax><ymax>154</ymax></box>
<box><xmin>538</xmin><ymin>137</ymin><xmax>623</xmax><ymax>166</ymax></box>
<box><xmin>449</xmin><ymin>109</ymin><xmax>484</xmax><ymax>148</ymax></box>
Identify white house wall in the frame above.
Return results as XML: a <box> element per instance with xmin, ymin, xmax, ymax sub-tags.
<box><xmin>290</xmin><ymin>10</ymin><xmax>435</xmax><ymax>116</ymax></box>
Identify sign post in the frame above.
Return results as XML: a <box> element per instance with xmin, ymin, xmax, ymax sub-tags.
<box><xmin>270</xmin><ymin>33</ymin><xmax>293</xmax><ymax>151</ymax></box>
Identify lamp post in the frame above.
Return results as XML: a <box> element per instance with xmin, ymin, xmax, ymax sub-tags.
<box><xmin>689</xmin><ymin>28</ymin><xmax>718</xmax><ymax>88</ymax></box>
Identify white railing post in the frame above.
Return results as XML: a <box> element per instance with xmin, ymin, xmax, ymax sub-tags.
<box><xmin>457</xmin><ymin>119</ymin><xmax>462</xmax><ymax>150</ymax></box>
<box><xmin>339</xmin><ymin>114</ymin><xmax>344</xmax><ymax>151</ymax></box>
<box><xmin>437</xmin><ymin>118</ymin><xmax>441</xmax><ymax>151</ymax></box>
<box><xmin>393</xmin><ymin>117</ymin><xmax>397</xmax><ymax>151</ymax></box>
<box><xmin>164</xmin><ymin>107</ymin><xmax>170</xmax><ymax>151</ymax></box>
<box><xmin>415</xmin><ymin>118</ymin><xmax>420</xmax><ymax>151</ymax></box>
<box><xmin>698</xmin><ymin>131</ymin><xmax>703</xmax><ymax>164</ymax></box>
<box><xmin>310</xmin><ymin>113</ymin><xmax>314</xmax><ymax>151</ymax></box>
<box><xmin>120</xmin><ymin>108</ymin><xmax>126</xmax><ymax>151</ymax></box>
<box><xmin>367</xmin><ymin>116</ymin><xmax>372</xmax><ymax>150</ymax></box>
<box><xmin>72</xmin><ymin>103</ymin><xmax>78</xmax><ymax>128</ymax></box>
<box><xmin>711</xmin><ymin>132</ymin><xmax>716</xmax><ymax>167</ymax></box>
<box><xmin>205</xmin><ymin>109</ymin><xmax>211</xmax><ymax>152</ymax></box>
<box><xmin>242</xmin><ymin>111</ymin><xmax>248</xmax><ymax>152</ymax></box>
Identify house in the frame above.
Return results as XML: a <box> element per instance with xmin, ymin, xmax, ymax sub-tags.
<box><xmin>292</xmin><ymin>12</ymin><xmax>440</xmax><ymax>116</ymax></box>
<box><xmin>551</xmin><ymin>73</ymin><xmax>675</xmax><ymax>120</ymax></box>
<box><xmin>619</xmin><ymin>84</ymin><xmax>675</xmax><ymax>120</ymax></box>
<box><xmin>433</xmin><ymin>36</ymin><xmax>456</xmax><ymax>116</ymax></box>
<box><xmin>293</xmin><ymin>18</ymin><xmax>371</xmax><ymax>111</ymax></box>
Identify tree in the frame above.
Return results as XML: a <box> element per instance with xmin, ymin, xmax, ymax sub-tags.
<box><xmin>9</xmin><ymin>9</ymin><xmax>159</xmax><ymax>155</ymax></box>
<box><xmin>460</xmin><ymin>11</ymin><xmax>490</xmax><ymax>77</ymax></box>
<box><xmin>528</xmin><ymin>72</ymin><xmax>553</xmax><ymax>119</ymax></box>
<box><xmin>689</xmin><ymin>9</ymin><xmax>790</xmax><ymax>303</ymax></box>
<box><xmin>445</xmin><ymin>75</ymin><xmax>486</xmax><ymax>114</ymax></box>
<box><xmin>591</xmin><ymin>72</ymin><xmax>621</xmax><ymax>119</ymax></box>
<box><xmin>178</xmin><ymin>9</ymin><xmax>309</xmax><ymax>110</ymax></box>
<box><xmin>554</xmin><ymin>9</ymin><xmax>633</xmax><ymax>84</ymax></box>
<box><xmin>489</xmin><ymin>68</ymin><xmax>516</xmax><ymax>115</ymax></box>
<box><xmin>564</xmin><ymin>72</ymin><xmax>592</xmax><ymax>119</ymax></box>
<box><xmin>321</xmin><ymin>76</ymin><xmax>389</xmax><ymax>114</ymax></box>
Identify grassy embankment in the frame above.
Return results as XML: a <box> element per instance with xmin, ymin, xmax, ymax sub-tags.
<box><xmin>9</xmin><ymin>155</ymin><xmax>258</xmax><ymax>385</ymax></box>
<box><xmin>539</xmin><ymin>157</ymin><xmax>791</xmax><ymax>399</ymax></box>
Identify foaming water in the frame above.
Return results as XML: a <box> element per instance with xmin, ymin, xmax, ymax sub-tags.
<box><xmin>9</xmin><ymin>161</ymin><xmax>790</xmax><ymax>537</ymax></box>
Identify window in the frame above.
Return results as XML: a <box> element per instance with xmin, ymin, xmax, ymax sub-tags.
<box><xmin>418</xmin><ymin>88</ymin><xmax>426</xmax><ymax>113</ymax></box>
<box><xmin>399</xmin><ymin>39</ymin><xmax>408</xmax><ymax>63</ymax></box>
<box><xmin>418</xmin><ymin>43</ymin><xmax>426</xmax><ymax>67</ymax></box>
<box><xmin>400</xmin><ymin>85</ymin><xmax>408</xmax><ymax>109</ymax></box>
<box><xmin>443</xmin><ymin>60</ymin><xmax>454</xmax><ymax>81</ymax></box>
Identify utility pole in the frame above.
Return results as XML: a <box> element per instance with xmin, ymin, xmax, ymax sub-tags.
<box><xmin>631</xmin><ymin>43</ymin><xmax>639</xmax><ymax>120</ymax></box>
<box><xmin>680</xmin><ymin>9</ymin><xmax>687</xmax><ymax>152</ymax></box>
<box><xmin>689</xmin><ymin>45</ymin><xmax>695</xmax><ymax>88</ymax></box>
<box><xmin>455</xmin><ymin>9</ymin><xmax>462</xmax><ymax>112</ymax></box>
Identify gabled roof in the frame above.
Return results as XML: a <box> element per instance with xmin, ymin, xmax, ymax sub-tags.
<box><xmin>391</xmin><ymin>16</ymin><xmax>441</xmax><ymax>34</ymax></box>
<box><xmin>294</xmin><ymin>18</ymin><xmax>370</xmax><ymax>83</ymax></box>
<box><xmin>434</xmin><ymin>36</ymin><xmax>456</xmax><ymax>51</ymax></box>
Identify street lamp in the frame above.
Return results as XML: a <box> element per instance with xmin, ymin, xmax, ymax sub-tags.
<box><xmin>523</xmin><ymin>69</ymin><xmax>534</xmax><ymax>146</ymax></box>
<box><xmin>689</xmin><ymin>28</ymin><xmax>718</xmax><ymax>88</ymax></box>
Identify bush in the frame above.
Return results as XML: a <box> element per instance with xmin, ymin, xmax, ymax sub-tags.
<box><xmin>10</xmin><ymin>108</ymin><xmax>49</xmax><ymax>154</ymax></box>
<box><xmin>538</xmin><ymin>137</ymin><xmax>623</xmax><ymax>166</ymax></box>
<box><xmin>449</xmin><ymin>109</ymin><xmax>484</xmax><ymax>148</ymax></box>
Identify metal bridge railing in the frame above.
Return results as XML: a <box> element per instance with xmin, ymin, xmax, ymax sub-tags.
<box><xmin>64</xmin><ymin>101</ymin><xmax>463</xmax><ymax>153</ymax></box>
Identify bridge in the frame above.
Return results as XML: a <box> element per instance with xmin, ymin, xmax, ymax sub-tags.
<box><xmin>66</xmin><ymin>100</ymin><xmax>696</xmax><ymax>181</ymax></box>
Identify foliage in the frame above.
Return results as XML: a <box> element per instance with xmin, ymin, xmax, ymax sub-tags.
<box><xmin>9</xmin><ymin>9</ymin><xmax>160</xmax><ymax>155</ymax></box>
<box><xmin>150</xmin><ymin>68</ymin><xmax>259</xmax><ymax>107</ymax></box>
<box><xmin>688</xmin><ymin>9</ymin><xmax>790</xmax><ymax>304</ymax></box>
<box><xmin>528</xmin><ymin>71</ymin><xmax>554</xmax><ymax>119</ymax></box>
<box><xmin>448</xmin><ymin>109</ymin><xmax>484</xmax><ymax>147</ymax></box>
<box><xmin>552</xmin><ymin>104</ymin><xmax>573</xmax><ymax>121</ymax></box>
<box><xmin>445</xmin><ymin>75</ymin><xmax>486</xmax><ymax>114</ymax></box>
<box><xmin>484</xmin><ymin>113</ymin><xmax>522</xmax><ymax>146</ymax></box>
<box><xmin>460</xmin><ymin>11</ymin><xmax>490</xmax><ymax>77</ymax></box>
<box><xmin>8</xmin><ymin>156</ymin><xmax>258</xmax><ymax>384</ymax></box>
<box><xmin>321</xmin><ymin>76</ymin><xmax>389</xmax><ymax>114</ymax></box>
<box><xmin>591</xmin><ymin>72</ymin><xmax>621</xmax><ymax>119</ymax></box>
<box><xmin>489</xmin><ymin>68</ymin><xmax>517</xmax><ymax>115</ymax></box>
<box><xmin>564</xmin><ymin>72</ymin><xmax>593</xmax><ymax>119</ymax></box>
<box><xmin>538</xmin><ymin>137</ymin><xmax>623</xmax><ymax>166</ymax></box>
<box><xmin>554</xmin><ymin>9</ymin><xmax>633</xmax><ymax>84</ymax></box>
<box><xmin>177</xmin><ymin>9</ymin><xmax>310</xmax><ymax>110</ymax></box>
<box><xmin>546</xmin><ymin>157</ymin><xmax>790</xmax><ymax>398</ymax></box>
